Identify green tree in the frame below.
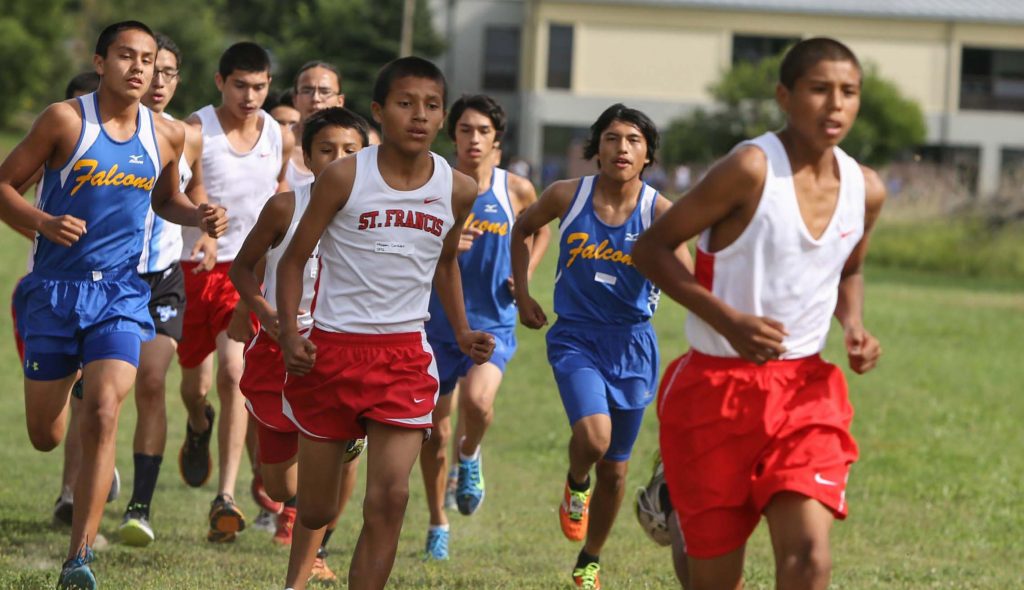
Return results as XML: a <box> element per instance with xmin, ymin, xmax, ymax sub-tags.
<box><xmin>662</xmin><ymin>55</ymin><xmax>927</xmax><ymax>168</ymax></box>
<box><xmin>0</xmin><ymin>0</ymin><xmax>74</xmax><ymax>127</ymax></box>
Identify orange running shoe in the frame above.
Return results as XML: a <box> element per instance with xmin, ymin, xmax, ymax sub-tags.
<box><xmin>572</xmin><ymin>562</ymin><xmax>601</xmax><ymax>589</ymax></box>
<box><xmin>273</xmin><ymin>506</ymin><xmax>296</xmax><ymax>545</ymax></box>
<box><xmin>309</xmin><ymin>549</ymin><xmax>338</xmax><ymax>583</ymax></box>
<box><xmin>559</xmin><ymin>479</ymin><xmax>591</xmax><ymax>542</ymax></box>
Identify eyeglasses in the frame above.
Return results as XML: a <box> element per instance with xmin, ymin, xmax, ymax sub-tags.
<box><xmin>297</xmin><ymin>86</ymin><xmax>338</xmax><ymax>98</ymax></box>
<box><xmin>154</xmin><ymin>68</ymin><xmax>179</xmax><ymax>80</ymax></box>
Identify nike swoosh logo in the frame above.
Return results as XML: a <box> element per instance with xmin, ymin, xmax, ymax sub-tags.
<box><xmin>424</xmin><ymin>197</ymin><xmax>441</xmax><ymax>204</ymax></box>
<box><xmin>839</xmin><ymin>229</ymin><xmax>856</xmax><ymax>239</ymax></box>
<box><xmin>413</xmin><ymin>398</ymin><xmax>426</xmax><ymax>404</ymax></box>
<box><xmin>814</xmin><ymin>473</ymin><xmax>839</xmax><ymax>487</ymax></box>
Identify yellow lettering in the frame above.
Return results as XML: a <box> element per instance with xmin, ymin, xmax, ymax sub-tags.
<box><xmin>464</xmin><ymin>212</ymin><xmax>476</xmax><ymax>229</ymax></box>
<box><xmin>102</xmin><ymin>164</ymin><xmax>119</xmax><ymax>185</ymax></box>
<box><xmin>111</xmin><ymin>172</ymin><xmax>125</xmax><ymax>185</ymax></box>
<box><xmin>565</xmin><ymin>232</ymin><xmax>589</xmax><ymax>268</ymax></box>
<box><xmin>91</xmin><ymin>169</ymin><xmax>106</xmax><ymax>186</ymax></box>
<box><xmin>70</xmin><ymin>159</ymin><xmax>98</xmax><ymax>196</ymax></box>
<box><xmin>564</xmin><ymin>232</ymin><xmax>634</xmax><ymax>269</ymax></box>
<box><xmin>123</xmin><ymin>174</ymin><xmax>136</xmax><ymax>186</ymax></box>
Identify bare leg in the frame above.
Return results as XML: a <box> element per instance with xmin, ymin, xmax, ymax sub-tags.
<box><xmin>688</xmin><ymin>545</ymin><xmax>746</xmax><ymax>590</ymax></box>
<box><xmin>214</xmin><ymin>332</ymin><xmax>247</xmax><ymax>497</ymax></box>
<box><xmin>568</xmin><ymin>414</ymin><xmax>611</xmax><ymax>484</ymax></box>
<box><xmin>133</xmin><ymin>335</ymin><xmax>175</xmax><ymax>456</ymax></box>
<box><xmin>669</xmin><ymin>511</ymin><xmax>691</xmax><ymax>588</ymax></box>
<box><xmin>419</xmin><ymin>394</ymin><xmax>453</xmax><ymax>527</ymax></box>
<box><xmin>60</xmin><ymin>397</ymin><xmax>82</xmax><ymax>499</ymax></box>
<box><xmin>457</xmin><ymin>363</ymin><xmax>502</xmax><ymax>457</ymax></box>
<box><xmin>180</xmin><ymin>354</ymin><xmax>213</xmax><ymax>431</ymax></box>
<box><xmin>764</xmin><ymin>492</ymin><xmax>834</xmax><ymax>590</ymax></box>
<box><xmin>582</xmin><ymin>458</ymin><xmax>628</xmax><ymax>556</ymax></box>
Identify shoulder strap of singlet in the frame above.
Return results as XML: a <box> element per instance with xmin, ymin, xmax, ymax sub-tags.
<box><xmin>138</xmin><ymin>105</ymin><xmax>161</xmax><ymax>180</ymax></box>
<box><xmin>491</xmin><ymin>168</ymin><xmax>516</xmax><ymax>228</ymax></box>
<box><xmin>59</xmin><ymin>93</ymin><xmax>102</xmax><ymax>186</ymax></box>
<box><xmin>560</xmin><ymin>175</ymin><xmax>594</xmax><ymax>228</ymax></box>
<box><xmin>639</xmin><ymin>183</ymin><xmax>657</xmax><ymax>231</ymax></box>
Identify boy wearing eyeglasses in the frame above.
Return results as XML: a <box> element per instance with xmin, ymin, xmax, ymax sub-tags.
<box><xmin>285</xmin><ymin>61</ymin><xmax>345</xmax><ymax>190</ymax></box>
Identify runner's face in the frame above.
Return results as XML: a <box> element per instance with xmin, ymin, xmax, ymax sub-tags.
<box><xmin>454</xmin><ymin>108</ymin><xmax>498</xmax><ymax>167</ymax></box>
<box><xmin>304</xmin><ymin>126</ymin><xmax>365</xmax><ymax>176</ymax></box>
<box><xmin>95</xmin><ymin>29</ymin><xmax>156</xmax><ymax>102</ymax></box>
<box><xmin>270</xmin><ymin>105</ymin><xmax>300</xmax><ymax>127</ymax></box>
<box><xmin>294</xmin><ymin>67</ymin><xmax>342</xmax><ymax>121</ymax></box>
<box><xmin>777</xmin><ymin>59</ymin><xmax>861</xmax><ymax>150</ymax></box>
<box><xmin>371</xmin><ymin>76</ymin><xmax>445</xmax><ymax>154</ymax></box>
<box><xmin>216</xmin><ymin>70</ymin><xmax>270</xmax><ymax>120</ymax></box>
<box><xmin>144</xmin><ymin>49</ymin><xmax>180</xmax><ymax>113</ymax></box>
<box><xmin>597</xmin><ymin>119</ymin><xmax>648</xmax><ymax>183</ymax></box>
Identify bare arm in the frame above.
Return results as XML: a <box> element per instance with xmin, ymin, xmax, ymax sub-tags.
<box><xmin>182</xmin><ymin>128</ymin><xmax>219</xmax><ymax>271</ymax></box>
<box><xmin>652</xmin><ymin>194</ymin><xmax>694</xmax><ymax>273</ymax></box>
<box><xmin>632</xmin><ymin>147</ymin><xmax>787</xmax><ymax>363</ymax></box>
<box><xmin>509</xmin><ymin>179</ymin><xmax>577</xmax><ymax>329</ymax></box>
<box><xmin>834</xmin><ymin>166</ymin><xmax>886</xmax><ymax>374</ymax></box>
<box><xmin>229</xmin><ymin>192</ymin><xmax>292</xmax><ymax>340</ymax></box>
<box><xmin>151</xmin><ymin>119</ymin><xmax>226</xmax><ymax>234</ymax></box>
<box><xmin>435</xmin><ymin>171</ymin><xmax>495</xmax><ymax>364</ymax></box>
<box><xmin>275</xmin><ymin>127</ymin><xmax>295</xmax><ymax>194</ymax></box>
<box><xmin>508</xmin><ymin>173</ymin><xmax>550</xmax><ymax>281</ymax></box>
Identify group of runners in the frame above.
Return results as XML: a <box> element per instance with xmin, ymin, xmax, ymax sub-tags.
<box><xmin>0</xmin><ymin>18</ymin><xmax>884</xmax><ymax>590</ymax></box>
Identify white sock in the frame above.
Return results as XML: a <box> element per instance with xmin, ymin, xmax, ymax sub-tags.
<box><xmin>429</xmin><ymin>523</ymin><xmax>450</xmax><ymax>532</ymax></box>
<box><xmin>458</xmin><ymin>436</ymin><xmax>480</xmax><ymax>462</ymax></box>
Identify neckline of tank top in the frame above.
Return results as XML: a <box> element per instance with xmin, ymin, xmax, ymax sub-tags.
<box><xmin>366</xmin><ymin>145</ymin><xmax>442</xmax><ymax>195</ymax></box>
<box><xmin>582</xmin><ymin>175</ymin><xmax>650</xmax><ymax>231</ymax></box>
<box><xmin>763</xmin><ymin>132</ymin><xmax>846</xmax><ymax>246</ymax></box>
<box><xmin>453</xmin><ymin>164</ymin><xmax>499</xmax><ymax>197</ymax></box>
<box><xmin>204</xmin><ymin>105</ymin><xmax>273</xmax><ymax>158</ymax></box>
<box><xmin>89</xmin><ymin>92</ymin><xmax>145</xmax><ymax>147</ymax></box>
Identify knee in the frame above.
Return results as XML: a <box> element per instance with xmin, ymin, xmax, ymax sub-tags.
<box><xmin>778</xmin><ymin>541</ymin><xmax>831</xmax><ymax>587</ymax></box>
<box><xmin>424</xmin><ymin>421</ymin><xmax>449</xmax><ymax>455</ymax></box>
<box><xmin>27</xmin><ymin>424</ymin><xmax>62</xmax><ymax>452</ymax></box>
<box><xmin>135</xmin><ymin>370</ymin><xmax>167</xmax><ymax>406</ymax></box>
<box><xmin>299</xmin><ymin>503</ymin><xmax>337</xmax><ymax>530</ymax></box>
<box><xmin>577</xmin><ymin>429</ymin><xmax>611</xmax><ymax>460</ymax></box>
<box><xmin>595</xmin><ymin>460</ymin><xmax>628</xmax><ymax>492</ymax></box>
<box><xmin>215</xmin><ymin>365</ymin><xmax>242</xmax><ymax>392</ymax></box>
<box><xmin>263</xmin><ymin>477</ymin><xmax>295</xmax><ymax>504</ymax></box>
<box><xmin>78</xmin><ymin>398</ymin><xmax>120</xmax><ymax>439</ymax></box>
<box><xmin>364</xmin><ymin>484</ymin><xmax>409</xmax><ymax>524</ymax></box>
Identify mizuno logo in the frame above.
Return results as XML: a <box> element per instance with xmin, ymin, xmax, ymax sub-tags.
<box><xmin>128</xmin><ymin>154</ymin><xmax>144</xmax><ymax>164</ymax></box>
<box><xmin>423</xmin><ymin>196</ymin><xmax>441</xmax><ymax>204</ymax></box>
<box><xmin>484</xmin><ymin>204</ymin><xmax>498</xmax><ymax>213</ymax></box>
<box><xmin>625</xmin><ymin>232</ymin><xmax>640</xmax><ymax>241</ymax></box>
<box><xmin>814</xmin><ymin>473</ymin><xmax>839</xmax><ymax>487</ymax></box>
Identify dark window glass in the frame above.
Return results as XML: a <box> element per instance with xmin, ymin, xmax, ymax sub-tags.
<box><xmin>547</xmin><ymin>24</ymin><xmax>573</xmax><ymax>89</ymax></box>
<box><xmin>960</xmin><ymin>46</ymin><xmax>1024</xmax><ymax>112</ymax></box>
<box><xmin>483</xmin><ymin>26</ymin><xmax>520</xmax><ymax>91</ymax></box>
<box><xmin>732</xmin><ymin>34</ymin><xmax>800</xmax><ymax>65</ymax></box>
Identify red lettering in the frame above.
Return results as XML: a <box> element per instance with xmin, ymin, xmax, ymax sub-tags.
<box><xmin>358</xmin><ymin>211</ymin><xmax>379</xmax><ymax>230</ymax></box>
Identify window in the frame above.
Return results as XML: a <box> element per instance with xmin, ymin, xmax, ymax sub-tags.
<box><xmin>732</xmin><ymin>34</ymin><xmax>800</xmax><ymax>65</ymax></box>
<box><xmin>483</xmin><ymin>26</ymin><xmax>520</xmax><ymax>91</ymax></box>
<box><xmin>960</xmin><ymin>47</ymin><xmax>1024</xmax><ymax>112</ymax></box>
<box><xmin>917</xmin><ymin>144</ymin><xmax>981</xmax><ymax>194</ymax></box>
<box><xmin>547</xmin><ymin>24</ymin><xmax>574</xmax><ymax>89</ymax></box>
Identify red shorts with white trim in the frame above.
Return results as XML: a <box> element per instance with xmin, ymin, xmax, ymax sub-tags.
<box><xmin>282</xmin><ymin>329</ymin><xmax>439</xmax><ymax>441</ymax></box>
<box><xmin>240</xmin><ymin>331</ymin><xmax>299</xmax><ymax>463</ymax></box>
<box><xmin>177</xmin><ymin>262</ymin><xmax>257</xmax><ymax>368</ymax></box>
<box><xmin>658</xmin><ymin>350</ymin><xmax>858</xmax><ymax>559</ymax></box>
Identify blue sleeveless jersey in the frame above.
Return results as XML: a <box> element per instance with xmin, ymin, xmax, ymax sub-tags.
<box><xmin>426</xmin><ymin>167</ymin><xmax>517</xmax><ymax>340</ymax></box>
<box><xmin>33</xmin><ymin>92</ymin><xmax>161</xmax><ymax>273</ymax></box>
<box><xmin>553</xmin><ymin>176</ymin><xmax>660</xmax><ymax>325</ymax></box>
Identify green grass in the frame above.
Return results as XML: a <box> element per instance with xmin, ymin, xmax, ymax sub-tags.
<box><xmin>0</xmin><ymin>219</ymin><xmax>1022</xmax><ymax>588</ymax></box>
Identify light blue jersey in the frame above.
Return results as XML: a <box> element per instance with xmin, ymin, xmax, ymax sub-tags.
<box><xmin>34</xmin><ymin>92</ymin><xmax>160</xmax><ymax>272</ymax></box>
<box><xmin>553</xmin><ymin>175</ymin><xmax>659</xmax><ymax>326</ymax></box>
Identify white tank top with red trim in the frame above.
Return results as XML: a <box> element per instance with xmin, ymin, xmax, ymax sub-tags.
<box><xmin>686</xmin><ymin>132</ymin><xmax>866</xmax><ymax>359</ymax></box>
<box><xmin>262</xmin><ymin>183</ymin><xmax>317</xmax><ymax>332</ymax></box>
<box><xmin>312</xmin><ymin>145</ymin><xmax>455</xmax><ymax>334</ymax></box>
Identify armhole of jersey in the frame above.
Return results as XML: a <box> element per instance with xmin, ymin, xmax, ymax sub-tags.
<box><xmin>142</xmin><ymin>107</ymin><xmax>161</xmax><ymax>180</ymax></box>
<box><xmin>58</xmin><ymin>94</ymin><xmax>98</xmax><ymax>186</ymax></box>
<box><xmin>494</xmin><ymin>168</ymin><xmax>516</xmax><ymax>228</ymax></box>
<box><xmin>640</xmin><ymin>184</ymin><xmax>657</xmax><ymax>231</ymax></box>
<box><xmin>560</xmin><ymin>176</ymin><xmax>592</xmax><ymax>229</ymax></box>
<box><xmin>345</xmin><ymin>148</ymin><xmax>368</xmax><ymax>213</ymax></box>
<box><xmin>704</xmin><ymin>137</ymin><xmax>776</xmax><ymax>257</ymax></box>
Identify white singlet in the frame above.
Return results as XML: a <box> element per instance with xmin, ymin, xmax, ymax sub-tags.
<box><xmin>312</xmin><ymin>145</ymin><xmax>455</xmax><ymax>334</ymax></box>
<box><xmin>285</xmin><ymin>158</ymin><xmax>314</xmax><ymax>190</ymax></box>
<box><xmin>181</xmin><ymin>105</ymin><xmax>282</xmax><ymax>262</ymax></box>
<box><xmin>686</xmin><ymin>132</ymin><xmax>866</xmax><ymax>359</ymax></box>
<box><xmin>137</xmin><ymin>112</ymin><xmax>190</xmax><ymax>274</ymax></box>
<box><xmin>262</xmin><ymin>183</ymin><xmax>317</xmax><ymax>332</ymax></box>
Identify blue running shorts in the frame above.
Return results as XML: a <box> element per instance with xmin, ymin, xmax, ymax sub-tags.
<box><xmin>428</xmin><ymin>327</ymin><xmax>517</xmax><ymax>395</ymax></box>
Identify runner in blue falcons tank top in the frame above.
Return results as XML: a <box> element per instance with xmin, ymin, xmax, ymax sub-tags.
<box><xmin>510</xmin><ymin>104</ymin><xmax>692</xmax><ymax>590</ymax></box>
<box><xmin>0</xmin><ymin>21</ymin><xmax>225</xmax><ymax>590</ymax></box>
<box><xmin>419</xmin><ymin>94</ymin><xmax>550</xmax><ymax>560</ymax></box>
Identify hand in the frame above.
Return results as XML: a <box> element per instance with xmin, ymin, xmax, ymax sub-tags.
<box><xmin>226</xmin><ymin>307</ymin><xmax>256</xmax><ymax>343</ymax></box>
<box><xmin>39</xmin><ymin>214</ymin><xmax>86</xmax><ymax>247</ymax></box>
<box><xmin>255</xmin><ymin>307</ymin><xmax>280</xmax><ymax>341</ymax></box>
<box><xmin>199</xmin><ymin>203</ymin><xmax>228</xmax><ymax>238</ymax></box>
<box><xmin>281</xmin><ymin>332</ymin><xmax>317</xmax><ymax>376</ymax></box>
<box><xmin>456</xmin><ymin>329</ymin><xmax>495</xmax><ymax>365</ymax></box>
<box><xmin>458</xmin><ymin>226</ymin><xmax>483</xmax><ymax>253</ymax></box>
<box><xmin>845</xmin><ymin>324</ymin><xmax>881</xmax><ymax>374</ymax></box>
<box><xmin>517</xmin><ymin>295</ymin><xmax>548</xmax><ymax>329</ymax></box>
<box><xmin>189</xmin><ymin>235</ymin><xmax>218</xmax><ymax>273</ymax></box>
<box><xmin>723</xmin><ymin>312</ymin><xmax>787</xmax><ymax>364</ymax></box>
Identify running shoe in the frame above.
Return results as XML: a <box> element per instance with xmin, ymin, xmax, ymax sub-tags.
<box><xmin>273</xmin><ymin>506</ymin><xmax>296</xmax><ymax>546</ymax></box>
<box><xmin>56</xmin><ymin>545</ymin><xmax>96</xmax><ymax>590</ymax></box>
<box><xmin>444</xmin><ymin>466</ymin><xmax>458</xmax><ymax>510</ymax></box>
<box><xmin>52</xmin><ymin>494</ymin><xmax>73</xmax><ymax>527</ymax></box>
<box><xmin>572</xmin><ymin>562</ymin><xmax>601</xmax><ymax>589</ymax></box>
<box><xmin>309</xmin><ymin>547</ymin><xmax>338</xmax><ymax>583</ymax></box>
<box><xmin>207</xmin><ymin>493</ymin><xmax>246</xmax><ymax>543</ymax></box>
<box><xmin>251</xmin><ymin>473</ymin><xmax>283</xmax><ymax>514</ymax></box>
<box><xmin>252</xmin><ymin>509</ymin><xmax>277</xmax><ymax>533</ymax></box>
<box><xmin>119</xmin><ymin>503</ymin><xmax>154</xmax><ymax>547</ymax></box>
<box><xmin>424</xmin><ymin>527</ymin><xmax>449</xmax><ymax>561</ymax></box>
<box><xmin>179</xmin><ymin>403</ymin><xmax>215</xmax><ymax>488</ymax></box>
<box><xmin>344</xmin><ymin>437</ymin><xmax>366</xmax><ymax>463</ymax></box>
<box><xmin>559</xmin><ymin>480</ymin><xmax>591</xmax><ymax>542</ymax></box>
<box><xmin>455</xmin><ymin>452</ymin><xmax>485</xmax><ymax>515</ymax></box>
<box><xmin>106</xmin><ymin>466</ymin><xmax>120</xmax><ymax>503</ymax></box>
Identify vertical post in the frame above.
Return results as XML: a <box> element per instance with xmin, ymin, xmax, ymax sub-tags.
<box><xmin>401</xmin><ymin>0</ymin><xmax>417</xmax><ymax>57</ymax></box>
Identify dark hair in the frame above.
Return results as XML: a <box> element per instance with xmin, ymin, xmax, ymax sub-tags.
<box><xmin>780</xmin><ymin>37</ymin><xmax>861</xmax><ymax>89</ymax></box>
<box><xmin>264</xmin><ymin>88</ymin><xmax>295</xmax><ymax>112</ymax></box>
<box><xmin>65</xmin><ymin>72</ymin><xmax>100</xmax><ymax>100</ymax></box>
<box><xmin>218</xmin><ymin>41</ymin><xmax>271</xmax><ymax>79</ymax></box>
<box><xmin>294</xmin><ymin>60</ymin><xmax>342</xmax><ymax>91</ymax></box>
<box><xmin>583</xmin><ymin>103</ymin><xmax>659</xmax><ymax>170</ymax></box>
<box><xmin>302</xmin><ymin>107</ymin><xmax>370</xmax><ymax>153</ymax></box>
<box><xmin>95</xmin><ymin>20</ymin><xmax>155</xmax><ymax>58</ymax></box>
<box><xmin>446</xmin><ymin>94</ymin><xmax>507</xmax><ymax>142</ymax></box>
<box><xmin>154</xmin><ymin>32</ymin><xmax>181</xmax><ymax>68</ymax></box>
<box><xmin>372</xmin><ymin>56</ymin><xmax>447</xmax><ymax>107</ymax></box>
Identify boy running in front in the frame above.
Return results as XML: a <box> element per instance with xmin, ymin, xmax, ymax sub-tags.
<box><xmin>510</xmin><ymin>104</ymin><xmax>691</xmax><ymax>589</ymax></box>
<box><xmin>276</xmin><ymin>57</ymin><xmax>494</xmax><ymax>590</ymax></box>
<box><xmin>633</xmin><ymin>38</ymin><xmax>884</xmax><ymax>590</ymax></box>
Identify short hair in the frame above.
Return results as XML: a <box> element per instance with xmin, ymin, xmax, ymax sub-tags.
<box><xmin>154</xmin><ymin>32</ymin><xmax>181</xmax><ymax>68</ymax></box>
<box><xmin>302</xmin><ymin>107</ymin><xmax>371</xmax><ymax>154</ymax></box>
<box><xmin>372</xmin><ymin>57</ymin><xmax>447</xmax><ymax>107</ymax></box>
<box><xmin>294</xmin><ymin>60</ymin><xmax>342</xmax><ymax>91</ymax></box>
<box><xmin>780</xmin><ymin>37</ymin><xmax>862</xmax><ymax>89</ymax></box>
<box><xmin>264</xmin><ymin>89</ymin><xmax>294</xmax><ymax>112</ymax></box>
<box><xmin>218</xmin><ymin>42</ymin><xmax>271</xmax><ymax>79</ymax></box>
<box><xmin>583</xmin><ymin>103</ymin><xmax>659</xmax><ymax>170</ymax></box>
<box><xmin>95</xmin><ymin>20</ymin><xmax>155</xmax><ymax>58</ymax></box>
<box><xmin>65</xmin><ymin>72</ymin><xmax>100</xmax><ymax>100</ymax></box>
<box><xmin>446</xmin><ymin>94</ymin><xmax>507</xmax><ymax>142</ymax></box>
